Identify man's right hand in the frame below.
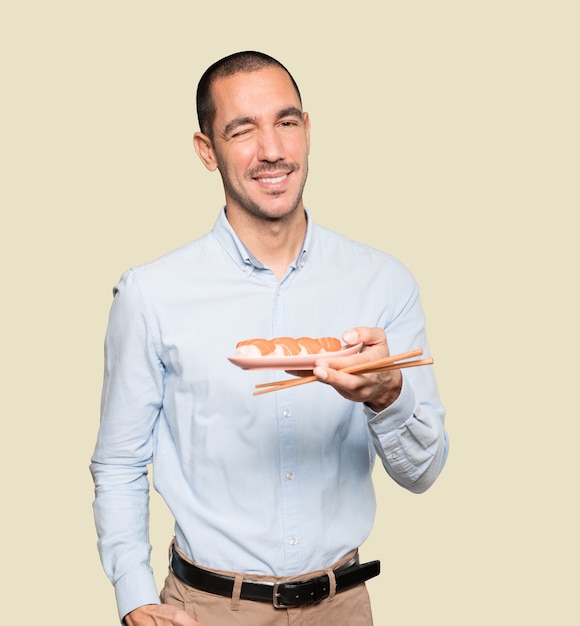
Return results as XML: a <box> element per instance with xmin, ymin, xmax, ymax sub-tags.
<box><xmin>124</xmin><ymin>603</ymin><xmax>202</xmax><ymax>626</ymax></box>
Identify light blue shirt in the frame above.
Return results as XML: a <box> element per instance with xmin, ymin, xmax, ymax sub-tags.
<box><xmin>90</xmin><ymin>208</ymin><xmax>448</xmax><ymax>620</ymax></box>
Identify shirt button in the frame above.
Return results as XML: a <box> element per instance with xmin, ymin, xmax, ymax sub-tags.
<box><xmin>391</xmin><ymin>452</ymin><xmax>398</xmax><ymax>460</ymax></box>
<box><xmin>285</xmin><ymin>472</ymin><xmax>294</xmax><ymax>481</ymax></box>
<box><xmin>282</xmin><ymin>410</ymin><xmax>291</xmax><ymax>418</ymax></box>
<box><xmin>289</xmin><ymin>537</ymin><xmax>298</xmax><ymax>546</ymax></box>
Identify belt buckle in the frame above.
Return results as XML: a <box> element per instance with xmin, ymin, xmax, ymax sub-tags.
<box><xmin>272</xmin><ymin>581</ymin><xmax>288</xmax><ymax>609</ymax></box>
<box><xmin>273</xmin><ymin>577</ymin><xmax>327</xmax><ymax>608</ymax></box>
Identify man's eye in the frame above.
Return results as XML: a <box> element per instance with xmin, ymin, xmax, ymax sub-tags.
<box><xmin>232</xmin><ymin>129</ymin><xmax>251</xmax><ymax>138</ymax></box>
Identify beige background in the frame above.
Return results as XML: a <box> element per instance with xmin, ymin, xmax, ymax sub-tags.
<box><xmin>1</xmin><ymin>1</ymin><xmax>578</xmax><ymax>624</ymax></box>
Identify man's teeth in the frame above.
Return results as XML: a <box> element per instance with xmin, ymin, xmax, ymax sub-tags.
<box><xmin>259</xmin><ymin>174</ymin><xmax>287</xmax><ymax>184</ymax></box>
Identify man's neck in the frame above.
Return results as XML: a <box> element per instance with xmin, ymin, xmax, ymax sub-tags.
<box><xmin>226</xmin><ymin>206</ymin><xmax>307</xmax><ymax>280</ymax></box>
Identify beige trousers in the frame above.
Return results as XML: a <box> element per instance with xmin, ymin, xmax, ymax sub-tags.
<box><xmin>160</xmin><ymin>545</ymin><xmax>374</xmax><ymax>626</ymax></box>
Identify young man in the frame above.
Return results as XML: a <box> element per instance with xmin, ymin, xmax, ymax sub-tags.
<box><xmin>91</xmin><ymin>51</ymin><xmax>448</xmax><ymax>626</ymax></box>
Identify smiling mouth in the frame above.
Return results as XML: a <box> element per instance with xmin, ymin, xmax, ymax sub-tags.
<box><xmin>249</xmin><ymin>163</ymin><xmax>298</xmax><ymax>186</ymax></box>
<box><xmin>257</xmin><ymin>174</ymin><xmax>288</xmax><ymax>184</ymax></box>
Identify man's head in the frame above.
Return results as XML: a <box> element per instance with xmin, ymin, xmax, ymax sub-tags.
<box><xmin>193</xmin><ymin>51</ymin><xmax>310</xmax><ymax>224</ymax></box>
<box><xmin>196</xmin><ymin>51</ymin><xmax>302</xmax><ymax>141</ymax></box>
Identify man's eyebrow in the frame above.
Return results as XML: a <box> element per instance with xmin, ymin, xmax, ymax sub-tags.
<box><xmin>278</xmin><ymin>106</ymin><xmax>304</xmax><ymax>120</ymax></box>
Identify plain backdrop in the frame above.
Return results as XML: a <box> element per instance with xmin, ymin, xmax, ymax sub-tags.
<box><xmin>1</xmin><ymin>2</ymin><xmax>578</xmax><ymax>624</ymax></box>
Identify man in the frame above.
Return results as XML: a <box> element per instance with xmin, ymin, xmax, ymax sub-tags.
<box><xmin>91</xmin><ymin>51</ymin><xmax>448</xmax><ymax>626</ymax></box>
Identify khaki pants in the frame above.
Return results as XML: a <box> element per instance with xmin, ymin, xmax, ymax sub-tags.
<box><xmin>160</xmin><ymin>545</ymin><xmax>374</xmax><ymax>626</ymax></box>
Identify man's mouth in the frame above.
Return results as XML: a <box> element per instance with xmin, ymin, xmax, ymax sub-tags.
<box><xmin>257</xmin><ymin>173</ymin><xmax>288</xmax><ymax>185</ymax></box>
<box><xmin>249</xmin><ymin>163</ymin><xmax>298</xmax><ymax>187</ymax></box>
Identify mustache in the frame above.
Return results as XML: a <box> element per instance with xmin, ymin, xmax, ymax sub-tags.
<box><xmin>247</xmin><ymin>161</ymin><xmax>298</xmax><ymax>177</ymax></box>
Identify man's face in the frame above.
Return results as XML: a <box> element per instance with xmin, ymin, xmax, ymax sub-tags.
<box><xmin>203</xmin><ymin>66</ymin><xmax>310</xmax><ymax>222</ymax></box>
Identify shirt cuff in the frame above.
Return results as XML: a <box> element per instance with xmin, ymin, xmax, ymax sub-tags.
<box><xmin>115</xmin><ymin>568</ymin><xmax>160</xmax><ymax>624</ymax></box>
<box><xmin>363</xmin><ymin>374</ymin><xmax>416</xmax><ymax>433</ymax></box>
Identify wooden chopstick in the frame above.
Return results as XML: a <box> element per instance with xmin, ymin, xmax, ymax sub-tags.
<box><xmin>253</xmin><ymin>349</ymin><xmax>433</xmax><ymax>396</ymax></box>
<box><xmin>356</xmin><ymin>357</ymin><xmax>434</xmax><ymax>374</ymax></box>
<box><xmin>358</xmin><ymin>357</ymin><xmax>434</xmax><ymax>374</ymax></box>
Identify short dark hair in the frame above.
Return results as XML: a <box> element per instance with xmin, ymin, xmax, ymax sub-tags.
<box><xmin>196</xmin><ymin>51</ymin><xmax>302</xmax><ymax>139</ymax></box>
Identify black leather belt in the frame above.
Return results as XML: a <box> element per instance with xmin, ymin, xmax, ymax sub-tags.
<box><xmin>171</xmin><ymin>547</ymin><xmax>380</xmax><ymax>608</ymax></box>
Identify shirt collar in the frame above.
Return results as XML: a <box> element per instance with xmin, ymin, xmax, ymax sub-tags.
<box><xmin>211</xmin><ymin>206</ymin><xmax>311</xmax><ymax>273</ymax></box>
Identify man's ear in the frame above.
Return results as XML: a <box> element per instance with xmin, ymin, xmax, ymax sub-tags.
<box><xmin>303</xmin><ymin>111</ymin><xmax>311</xmax><ymax>155</ymax></box>
<box><xmin>193</xmin><ymin>132</ymin><xmax>218</xmax><ymax>171</ymax></box>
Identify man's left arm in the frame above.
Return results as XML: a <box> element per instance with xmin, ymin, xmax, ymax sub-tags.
<box><xmin>314</xmin><ymin>325</ymin><xmax>447</xmax><ymax>492</ymax></box>
<box><xmin>312</xmin><ymin>318</ymin><xmax>448</xmax><ymax>493</ymax></box>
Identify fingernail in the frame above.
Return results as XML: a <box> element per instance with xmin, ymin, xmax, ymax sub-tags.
<box><xmin>342</xmin><ymin>329</ymin><xmax>358</xmax><ymax>344</ymax></box>
<box><xmin>313</xmin><ymin>366</ymin><xmax>328</xmax><ymax>381</ymax></box>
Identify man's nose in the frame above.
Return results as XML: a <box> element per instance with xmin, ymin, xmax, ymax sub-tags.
<box><xmin>256</xmin><ymin>128</ymin><xmax>285</xmax><ymax>162</ymax></box>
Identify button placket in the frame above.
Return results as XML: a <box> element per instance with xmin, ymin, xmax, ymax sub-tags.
<box><xmin>276</xmin><ymin>398</ymin><xmax>300</xmax><ymax>569</ymax></box>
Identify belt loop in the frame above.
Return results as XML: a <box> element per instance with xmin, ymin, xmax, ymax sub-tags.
<box><xmin>326</xmin><ymin>567</ymin><xmax>337</xmax><ymax>603</ymax></box>
<box><xmin>230</xmin><ymin>573</ymin><xmax>243</xmax><ymax>611</ymax></box>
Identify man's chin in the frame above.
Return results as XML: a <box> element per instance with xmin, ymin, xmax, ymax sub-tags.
<box><xmin>261</xmin><ymin>202</ymin><xmax>304</xmax><ymax>221</ymax></box>
<box><xmin>237</xmin><ymin>197</ymin><xmax>304</xmax><ymax>222</ymax></box>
